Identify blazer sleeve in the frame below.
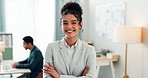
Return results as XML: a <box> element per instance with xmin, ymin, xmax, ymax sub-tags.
<box><xmin>44</xmin><ymin>44</ymin><xmax>53</xmax><ymax>78</ymax></box>
<box><xmin>60</xmin><ymin>46</ymin><xmax>97</xmax><ymax>78</ymax></box>
<box><xmin>85</xmin><ymin>46</ymin><xmax>97</xmax><ymax>78</ymax></box>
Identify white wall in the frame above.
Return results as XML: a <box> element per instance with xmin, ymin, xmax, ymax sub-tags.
<box><xmin>80</xmin><ymin>0</ymin><xmax>89</xmax><ymax>40</ymax></box>
<box><xmin>81</xmin><ymin>0</ymin><xmax>148</xmax><ymax>78</ymax></box>
<box><xmin>5</xmin><ymin>0</ymin><xmax>55</xmax><ymax>61</ymax></box>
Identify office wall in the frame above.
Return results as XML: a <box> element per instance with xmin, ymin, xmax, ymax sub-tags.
<box><xmin>0</xmin><ymin>0</ymin><xmax>2</xmax><ymax>31</ymax></box>
<box><xmin>81</xmin><ymin>0</ymin><xmax>148</xmax><ymax>78</ymax></box>
<box><xmin>5</xmin><ymin>0</ymin><xmax>55</xmax><ymax>61</ymax></box>
<box><xmin>0</xmin><ymin>0</ymin><xmax>5</xmax><ymax>31</ymax></box>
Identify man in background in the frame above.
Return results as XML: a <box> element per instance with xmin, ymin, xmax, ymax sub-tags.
<box><xmin>12</xmin><ymin>36</ymin><xmax>43</xmax><ymax>78</ymax></box>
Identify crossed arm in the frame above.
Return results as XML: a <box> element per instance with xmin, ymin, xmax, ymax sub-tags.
<box><xmin>43</xmin><ymin>44</ymin><xmax>96</xmax><ymax>78</ymax></box>
<box><xmin>43</xmin><ymin>62</ymin><xmax>90</xmax><ymax>78</ymax></box>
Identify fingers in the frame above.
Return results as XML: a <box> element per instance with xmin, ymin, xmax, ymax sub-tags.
<box><xmin>43</xmin><ymin>62</ymin><xmax>53</xmax><ymax>68</ymax></box>
<box><xmin>48</xmin><ymin>62</ymin><xmax>53</xmax><ymax>67</ymax></box>
<box><xmin>43</xmin><ymin>68</ymin><xmax>52</xmax><ymax>74</ymax></box>
<box><xmin>82</xmin><ymin>66</ymin><xmax>90</xmax><ymax>76</ymax></box>
<box><xmin>43</xmin><ymin>65</ymin><xmax>50</xmax><ymax>69</ymax></box>
<box><xmin>86</xmin><ymin>66</ymin><xmax>90</xmax><ymax>71</ymax></box>
<box><xmin>43</xmin><ymin>62</ymin><xmax>54</xmax><ymax>74</ymax></box>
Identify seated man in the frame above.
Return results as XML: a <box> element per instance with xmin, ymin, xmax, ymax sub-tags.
<box><xmin>12</xmin><ymin>36</ymin><xmax>43</xmax><ymax>78</ymax></box>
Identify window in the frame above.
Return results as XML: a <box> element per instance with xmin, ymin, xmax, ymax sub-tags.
<box><xmin>5</xmin><ymin>0</ymin><xmax>55</xmax><ymax>60</ymax></box>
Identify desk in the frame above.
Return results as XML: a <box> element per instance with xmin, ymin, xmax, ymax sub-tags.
<box><xmin>0</xmin><ymin>60</ymin><xmax>31</xmax><ymax>76</ymax></box>
<box><xmin>96</xmin><ymin>54</ymin><xmax>119</xmax><ymax>78</ymax></box>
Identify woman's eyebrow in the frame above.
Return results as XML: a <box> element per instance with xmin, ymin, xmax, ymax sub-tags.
<box><xmin>62</xmin><ymin>20</ymin><xmax>78</xmax><ymax>22</ymax></box>
<box><xmin>71</xmin><ymin>20</ymin><xmax>78</xmax><ymax>22</ymax></box>
<box><xmin>62</xmin><ymin>20</ymin><xmax>68</xmax><ymax>22</ymax></box>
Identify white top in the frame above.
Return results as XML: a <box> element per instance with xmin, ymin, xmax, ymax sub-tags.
<box><xmin>64</xmin><ymin>40</ymin><xmax>78</xmax><ymax>61</ymax></box>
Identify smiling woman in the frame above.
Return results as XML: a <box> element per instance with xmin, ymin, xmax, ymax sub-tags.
<box><xmin>4</xmin><ymin>0</ymin><xmax>55</xmax><ymax>61</ymax></box>
<box><xmin>43</xmin><ymin>2</ymin><xmax>96</xmax><ymax>78</ymax></box>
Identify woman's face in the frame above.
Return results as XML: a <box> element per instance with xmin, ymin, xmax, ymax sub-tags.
<box><xmin>61</xmin><ymin>14</ymin><xmax>82</xmax><ymax>39</ymax></box>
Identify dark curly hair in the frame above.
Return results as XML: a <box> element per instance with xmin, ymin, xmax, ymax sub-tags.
<box><xmin>61</xmin><ymin>2</ymin><xmax>83</xmax><ymax>23</ymax></box>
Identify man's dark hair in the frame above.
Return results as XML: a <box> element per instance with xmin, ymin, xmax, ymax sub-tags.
<box><xmin>23</xmin><ymin>36</ymin><xmax>34</xmax><ymax>45</ymax></box>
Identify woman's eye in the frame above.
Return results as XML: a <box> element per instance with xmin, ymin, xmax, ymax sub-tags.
<box><xmin>72</xmin><ymin>22</ymin><xmax>77</xmax><ymax>24</ymax></box>
<box><xmin>63</xmin><ymin>23</ymin><xmax>68</xmax><ymax>25</ymax></box>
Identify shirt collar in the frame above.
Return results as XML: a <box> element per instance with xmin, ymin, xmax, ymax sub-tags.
<box><xmin>64</xmin><ymin>39</ymin><xmax>79</xmax><ymax>48</ymax></box>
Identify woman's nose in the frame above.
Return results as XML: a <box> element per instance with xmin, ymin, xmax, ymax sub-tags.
<box><xmin>67</xmin><ymin>24</ymin><xmax>73</xmax><ymax>28</ymax></box>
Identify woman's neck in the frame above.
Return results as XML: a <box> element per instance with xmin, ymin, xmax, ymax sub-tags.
<box><xmin>65</xmin><ymin>37</ymin><xmax>78</xmax><ymax>47</ymax></box>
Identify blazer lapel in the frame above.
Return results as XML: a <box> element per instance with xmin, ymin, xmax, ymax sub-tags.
<box><xmin>70</xmin><ymin>39</ymin><xmax>83</xmax><ymax>74</ymax></box>
<box><xmin>59</xmin><ymin>39</ymin><xmax>70</xmax><ymax>74</ymax></box>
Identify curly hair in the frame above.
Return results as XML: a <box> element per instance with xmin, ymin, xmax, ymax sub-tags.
<box><xmin>61</xmin><ymin>2</ymin><xmax>83</xmax><ymax>23</ymax></box>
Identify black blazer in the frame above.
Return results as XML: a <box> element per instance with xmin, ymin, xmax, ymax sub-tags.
<box><xmin>16</xmin><ymin>46</ymin><xmax>43</xmax><ymax>78</ymax></box>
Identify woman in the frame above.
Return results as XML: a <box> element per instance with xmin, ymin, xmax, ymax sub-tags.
<box><xmin>43</xmin><ymin>2</ymin><xmax>96</xmax><ymax>78</ymax></box>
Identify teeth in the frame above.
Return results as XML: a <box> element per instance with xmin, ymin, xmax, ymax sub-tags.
<box><xmin>67</xmin><ymin>30</ymin><xmax>73</xmax><ymax>32</ymax></box>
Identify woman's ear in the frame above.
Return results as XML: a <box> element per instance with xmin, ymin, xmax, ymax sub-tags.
<box><xmin>79</xmin><ymin>22</ymin><xmax>83</xmax><ymax>29</ymax></box>
<box><xmin>79</xmin><ymin>26</ymin><xmax>81</xmax><ymax>29</ymax></box>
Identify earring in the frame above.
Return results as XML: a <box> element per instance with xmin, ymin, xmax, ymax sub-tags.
<box><xmin>79</xmin><ymin>26</ymin><xmax>81</xmax><ymax>29</ymax></box>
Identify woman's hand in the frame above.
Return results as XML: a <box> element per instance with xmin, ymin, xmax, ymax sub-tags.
<box><xmin>82</xmin><ymin>66</ymin><xmax>90</xmax><ymax>76</ymax></box>
<box><xmin>43</xmin><ymin>62</ymin><xmax>60</xmax><ymax>78</ymax></box>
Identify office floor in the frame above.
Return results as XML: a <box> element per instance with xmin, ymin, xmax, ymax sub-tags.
<box><xmin>0</xmin><ymin>74</ymin><xmax>22</xmax><ymax>78</ymax></box>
